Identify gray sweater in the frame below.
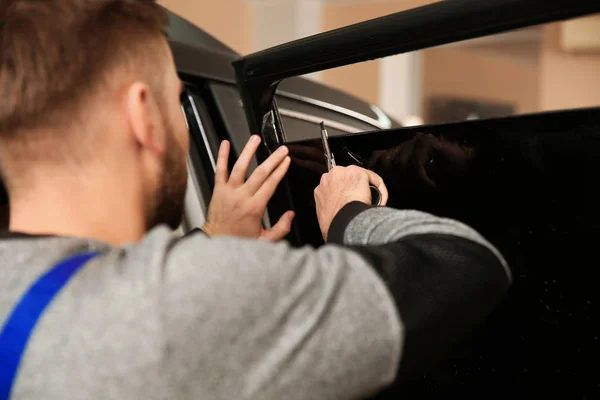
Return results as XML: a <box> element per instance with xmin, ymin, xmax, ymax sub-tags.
<box><xmin>0</xmin><ymin>203</ymin><xmax>510</xmax><ymax>400</ymax></box>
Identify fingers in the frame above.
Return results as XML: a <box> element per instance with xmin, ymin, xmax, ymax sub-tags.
<box><xmin>260</xmin><ymin>211</ymin><xmax>295</xmax><ymax>241</ymax></box>
<box><xmin>245</xmin><ymin>146</ymin><xmax>290</xmax><ymax>194</ymax></box>
<box><xmin>254</xmin><ymin>155</ymin><xmax>291</xmax><ymax>202</ymax></box>
<box><xmin>364</xmin><ymin>168</ymin><xmax>389</xmax><ymax>206</ymax></box>
<box><xmin>215</xmin><ymin>140</ymin><xmax>230</xmax><ymax>184</ymax></box>
<box><xmin>229</xmin><ymin>135</ymin><xmax>261</xmax><ymax>185</ymax></box>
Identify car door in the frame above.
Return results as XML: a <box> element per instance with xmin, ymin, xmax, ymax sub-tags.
<box><xmin>233</xmin><ymin>0</ymin><xmax>600</xmax><ymax>396</ymax></box>
<box><xmin>168</xmin><ymin>21</ymin><xmax>402</xmax><ymax>238</ymax></box>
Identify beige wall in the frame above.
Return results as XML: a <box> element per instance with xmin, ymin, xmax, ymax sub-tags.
<box><xmin>321</xmin><ymin>0</ymin><xmax>438</xmax><ymax>105</ymax></box>
<box><xmin>158</xmin><ymin>0</ymin><xmax>254</xmax><ymax>55</ymax></box>
<box><xmin>422</xmin><ymin>48</ymin><xmax>539</xmax><ymax>117</ymax></box>
<box><xmin>539</xmin><ymin>23</ymin><xmax>600</xmax><ymax>111</ymax></box>
<box><xmin>561</xmin><ymin>15</ymin><xmax>600</xmax><ymax>52</ymax></box>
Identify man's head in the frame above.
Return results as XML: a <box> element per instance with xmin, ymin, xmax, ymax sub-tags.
<box><xmin>0</xmin><ymin>0</ymin><xmax>189</xmax><ymax>233</ymax></box>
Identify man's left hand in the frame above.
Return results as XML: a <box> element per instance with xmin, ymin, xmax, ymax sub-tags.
<box><xmin>201</xmin><ymin>135</ymin><xmax>295</xmax><ymax>241</ymax></box>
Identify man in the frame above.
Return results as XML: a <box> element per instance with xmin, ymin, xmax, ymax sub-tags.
<box><xmin>0</xmin><ymin>1</ymin><xmax>510</xmax><ymax>399</ymax></box>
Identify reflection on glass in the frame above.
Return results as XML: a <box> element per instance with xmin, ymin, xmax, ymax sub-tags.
<box><xmin>287</xmin><ymin>108</ymin><xmax>600</xmax><ymax>396</ymax></box>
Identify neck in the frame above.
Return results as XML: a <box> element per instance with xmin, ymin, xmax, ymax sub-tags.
<box><xmin>8</xmin><ymin>171</ymin><xmax>147</xmax><ymax>246</ymax></box>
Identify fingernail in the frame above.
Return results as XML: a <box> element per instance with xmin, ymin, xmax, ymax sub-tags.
<box><xmin>252</xmin><ymin>135</ymin><xmax>261</xmax><ymax>143</ymax></box>
<box><xmin>288</xmin><ymin>211</ymin><xmax>295</xmax><ymax>220</ymax></box>
<box><xmin>278</xmin><ymin>146</ymin><xmax>288</xmax><ymax>154</ymax></box>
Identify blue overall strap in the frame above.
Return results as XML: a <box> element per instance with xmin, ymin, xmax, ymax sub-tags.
<box><xmin>0</xmin><ymin>251</ymin><xmax>100</xmax><ymax>400</ymax></box>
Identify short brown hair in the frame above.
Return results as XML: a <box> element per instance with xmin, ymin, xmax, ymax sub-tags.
<box><xmin>0</xmin><ymin>0</ymin><xmax>169</xmax><ymax>183</ymax></box>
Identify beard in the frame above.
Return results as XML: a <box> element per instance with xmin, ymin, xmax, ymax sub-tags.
<box><xmin>146</xmin><ymin>116</ymin><xmax>188</xmax><ymax>231</ymax></box>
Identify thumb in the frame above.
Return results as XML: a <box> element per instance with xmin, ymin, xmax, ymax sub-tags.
<box><xmin>259</xmin><ymin>211</ymin><xmax>295</xmax><ymax>241</ymax></box>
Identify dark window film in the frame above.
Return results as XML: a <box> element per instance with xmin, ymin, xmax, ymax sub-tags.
<box><xmin>287</xmin><ymin>107</ymin><xmax>600</xmax><ymax>396</ymax></box>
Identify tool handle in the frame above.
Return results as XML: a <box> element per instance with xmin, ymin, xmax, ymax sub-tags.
<box><xmin>369</xmin><ymin>185</ymin><xmax>382</xmax><ymax>206</ymax></box>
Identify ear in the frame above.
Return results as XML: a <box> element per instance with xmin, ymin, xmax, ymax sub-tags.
<box><xmin>125</xmin><ymin>82</ymin><xmax>165</xmax><ymax>156</ymax></box>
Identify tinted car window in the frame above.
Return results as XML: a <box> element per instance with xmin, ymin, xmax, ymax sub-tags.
<box><xmin>279</xmin><ymin>77</ymin><xmax>386</xmax><ymax>124</ymax></box>
<box><xmin>286</xmin><ymin>107</ymin><xmax>600</xmax><ymax>396</ymax></box>
<box><xmin>209</xmin><ymin>82</ymin><xmax>382</xmax><ymax>144</ymax></box>
<box><xmin>208</xmin><ymin>83</ymin><xmax>254</xmax><ymax>156</ymax></box>
<box><xmin>276</xmin><ymin>96</ymin><xmax>381</xmax><ymax>140</ymax></box>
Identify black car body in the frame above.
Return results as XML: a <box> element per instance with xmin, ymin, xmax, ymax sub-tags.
<box><xmin>162</xmin><ymin>11</ymin><xmax>401</xmax><ymax>236</ymax></box>
<box><xmin>233</xmin><ymin>0</ymin><xmax>600</xmax><ymax>397</ymax></box>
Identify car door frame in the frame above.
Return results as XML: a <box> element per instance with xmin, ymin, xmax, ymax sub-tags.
<box><xmin>232</xmin><ymin>0</ymin><xmax>600</xmax><ymax>246</ymax></box>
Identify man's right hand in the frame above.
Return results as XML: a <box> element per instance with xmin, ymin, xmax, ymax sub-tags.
<box><xmin>314</xmin><ymin>165</ymin><xmax>388</xmax><ymax>241</ymax></box>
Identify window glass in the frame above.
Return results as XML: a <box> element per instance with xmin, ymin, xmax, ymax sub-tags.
<box><xmin>287</xmin><ymin>107</ymin><xmax>600</xmax><ymax>393</ymax></box>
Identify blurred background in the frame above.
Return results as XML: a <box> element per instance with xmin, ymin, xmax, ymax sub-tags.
<box><xmin>159</xmin><ymin>0</ymin><xmax>600</xmax><ymax>127</ymax></box>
